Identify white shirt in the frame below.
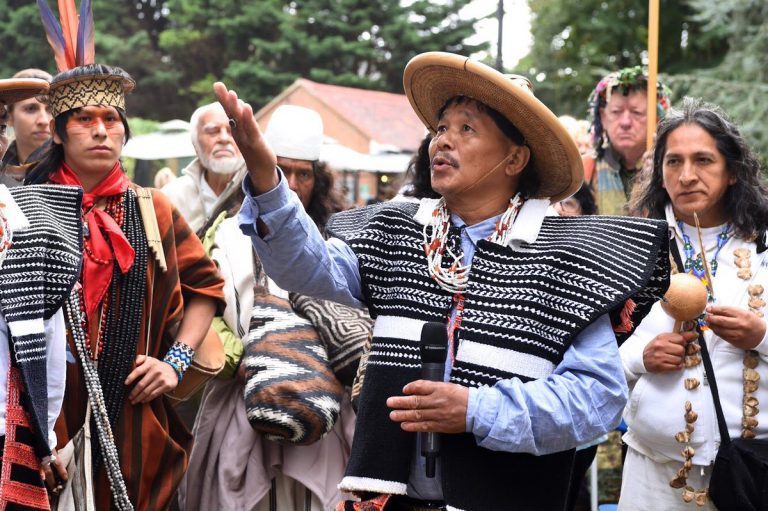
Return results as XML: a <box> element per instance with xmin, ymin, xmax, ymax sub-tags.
<box><xmin>0</xmin><ymin>309</ymin><xmax>67</xmax><ymax>449</ymax></box>
<box><xmin>621</xmin><ymin>205</ymin><xmax>768</xmax><ymax>465</ymax></box>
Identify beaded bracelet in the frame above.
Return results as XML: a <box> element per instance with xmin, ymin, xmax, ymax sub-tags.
<box><xmin>163</xmin><ymin>341</ymin><xmax>195</xmax><ymax>382</ymax></box>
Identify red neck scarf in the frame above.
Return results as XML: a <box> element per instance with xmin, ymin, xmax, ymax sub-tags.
<box><xmin>49</xmin><ymin>163</ymin><xmax>135</xmax><ymax>316</ymax></box>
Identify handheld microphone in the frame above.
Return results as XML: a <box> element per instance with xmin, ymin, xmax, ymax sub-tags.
<box><xmin>419</xmin><ymin>321</ymin><xmax>448</xmax><ymax>478</ymax></box>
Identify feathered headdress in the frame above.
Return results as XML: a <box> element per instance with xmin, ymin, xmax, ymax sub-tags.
<box><xmin>36</xmin><ymin>0</ymin><xmax>134</xmax><ymax>118</ymax></box>
<box><xmin>37</xmin><ymin>0</ymin><xmax>94</xmax><ymax>72</ymax></box>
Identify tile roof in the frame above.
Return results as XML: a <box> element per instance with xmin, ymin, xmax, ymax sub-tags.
<box><xmin>296</xmin><ymin>78</ymin><xmax>426</xmax><ymax>152</ymax></box>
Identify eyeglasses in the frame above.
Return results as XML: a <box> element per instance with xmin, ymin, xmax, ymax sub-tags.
<box><xmin>557</xmin><ymin>198</ymin><xmax>582</xmax><ymax>214</ymax></box>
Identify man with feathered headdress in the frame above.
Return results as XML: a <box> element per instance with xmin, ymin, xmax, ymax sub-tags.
<box><xmin>28</xmin><ymin>2</ymin><xmax>225</xmax><ymax>509</ymax></box>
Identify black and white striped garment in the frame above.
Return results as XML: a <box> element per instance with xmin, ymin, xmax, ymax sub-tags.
<box><xmin>329</xmin><ymin>201</ymin><xmax>669</xmax><ymax>386</ymax></box>
<box><xmin>327</xmin><ymin>199</ymin><xmax>670</xmax><ymax>511</ymax></box>
<box><xmin>0</xmin><ymin>185</ymin><xmax>82</xmax><ymax>457</ymax></box>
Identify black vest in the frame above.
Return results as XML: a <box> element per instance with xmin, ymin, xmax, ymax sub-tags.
<box><xmin>0</xmin><ymin>185</ymin><xmax>82</xmax><ymax>457</ymax></box>
<box><xmin>328</xmin><ymin>201</ymin><xmax>669</xmax><ymax>511</ymax></box>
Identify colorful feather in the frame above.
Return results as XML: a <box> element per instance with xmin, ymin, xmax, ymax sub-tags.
<box><xmin>36</xmin><ymin>0</ymin><xmax>69</xmax><ymax>71</ymax></box>
<box><xmin>57</xmin><ymin>0</ymin><xmax>78</xmax><ymax>69</ymax></box>
<box><xmin>76</xmin><ymin>0</ymin><xmax>94</xmax><ymax>66</ymax></box>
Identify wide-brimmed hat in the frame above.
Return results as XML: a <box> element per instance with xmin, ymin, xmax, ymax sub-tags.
<box><xmin>0</xmin><ymin>78</ymin><xmax>49</xmax><ymax>105</ymax></box>
<box><xmin>403</xmin><ymin>52</ymin><xmax>582</xmax><ymax>202</ymax></box>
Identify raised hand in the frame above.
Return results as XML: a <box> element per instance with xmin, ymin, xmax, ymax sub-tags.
<box><xmin>213</xmin><ymin>82</ymin><xmax>278</xmax><ymax>194</ymax></box>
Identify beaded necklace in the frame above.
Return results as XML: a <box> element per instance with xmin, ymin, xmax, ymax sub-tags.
<box><xmin>423</xmin><ymin>195</ymin><xmax>524</xmax><ymax>362</ymax></box>
<box><xmin>81</xmin><ymin>197</ymin><xmax>124</xmax><ymax>359</ymax></box>
<box><xmin>677</xmin><ymin>220</ymin><xmax>730</xmax><ymax>291</ymax></box>
<box><xmin>0</xmin><ymin>201</ymin><xmax>13</xmax><ymax>269</ymax></box>
<box><xmin>64</xmin><ymin>190</ymin><xmax>148</xmax><ymax>499</ymax></box>
<box><xmin>64</xmin><ymin>289</ymin><xmax>133</xmax><ymax>511</ymax></box>
<box><xmin>95</xmin><ymin>190</ymin><xmax>148</xmax><ymax>465</ymax></box>
<box><xmin>423</xmin><ymin>195</ymin><xmax>523</xmax><ymax>294</ymax></box>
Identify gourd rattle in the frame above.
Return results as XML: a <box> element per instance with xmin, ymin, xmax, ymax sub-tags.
<box><xmin>660</xmin><ymin>273</ymin><xmax>709</xmax><ymax>333</ymax></box>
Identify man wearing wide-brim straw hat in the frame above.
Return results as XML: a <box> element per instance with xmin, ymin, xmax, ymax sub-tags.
<box><xmin>217</xmin><ymin>52</ymin><xmax>670</xmax><ymax>511</ymax></box>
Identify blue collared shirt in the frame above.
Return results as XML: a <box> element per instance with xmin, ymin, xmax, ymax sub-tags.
<box><xmin>239</xmin><ymin>173</ymin><xmax>627</xmax><ymax>496</ymax></box>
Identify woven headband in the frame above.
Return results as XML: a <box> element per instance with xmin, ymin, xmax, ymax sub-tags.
<box><xmin>47</xmin><ymin>77</ymin><xmax>127</xmax><ymax>117</ymax></box>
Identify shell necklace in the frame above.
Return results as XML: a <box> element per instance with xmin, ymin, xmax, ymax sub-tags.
<box><xmin>670</xmin><ymin>247</ymin><xmax>763</xmax><ymax>506</ymax></box>
<box><xmin>0</xmin><ymin>201</ymin><xmax>13</xmax><ymax>269</ymax></box>
<box><xmin>422</xmin><ymin>194</ymin><xmax>523</xmax><ymax>294</ymax></box>
<box><xmin>423</xmin><ymin>195</ymin><xmax>524</xmax><ymax>363</ymax></box>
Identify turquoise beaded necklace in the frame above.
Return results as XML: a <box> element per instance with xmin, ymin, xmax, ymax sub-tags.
<box><xmin>677</xmin><ymin>220</ymin><xmax>730</xmax><ymax>283</ymax></box>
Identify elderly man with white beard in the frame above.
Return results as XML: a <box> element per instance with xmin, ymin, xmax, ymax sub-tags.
<box><xmin>163</xmin><ymin>102</ymin><xmax>247</xmax><ymax>233</ymax></box>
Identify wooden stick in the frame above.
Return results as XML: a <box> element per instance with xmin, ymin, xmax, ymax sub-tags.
<box><xmin>647</xmin><ymin>0</ymin><xmax>660</xmax><ymax>150</ymax></box>
<box><xmin>135</xmin><ymin>187</ymin><xmax>167</xmax><ymax>273</ymax></box>
<box><xmin>693</xmin><ymin>212</ymin><xmax>715</xmax><ymax>299</ymax></box>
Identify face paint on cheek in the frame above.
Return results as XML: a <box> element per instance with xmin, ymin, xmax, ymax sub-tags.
<box><xmin>66</xmin><ymin>112</ymin><xmax>123</xmax><ymax>133</ymax></box>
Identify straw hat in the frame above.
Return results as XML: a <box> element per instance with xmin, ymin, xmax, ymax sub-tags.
<box><xmin>0</xmin><ymin>78</ymin><xmax>49</xmax><ymax>105</ymax></box>
<box><xmin>403</xmin><ymin>52</ymin><xmax>582</xmax><ymax>202</ymax></box>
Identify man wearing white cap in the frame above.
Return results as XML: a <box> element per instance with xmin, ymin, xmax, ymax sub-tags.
<box><xmin>179</xmin><ymin>104</ymin><xmax>353</xmax><ymax>511</ymax></box>
<box><xmin>215</xmin><ymin>53</ymin><xmax>670</xmax><ymax>511</ymax></box>
<box><xmin>266</xmin><ymin>104</ymin><xmax>323</xmax><ymax>207</ymax></box>
<box><xmin>163</xmin><ymin>102</ymin><xmax>247</xmax><ymax>234</ymax></box>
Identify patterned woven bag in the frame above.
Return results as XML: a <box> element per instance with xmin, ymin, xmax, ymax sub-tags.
<box><xmin>243</xmin><ymin>293</ymin><xmax>344</xmax><ymax>445</ymax></box>
<box><xmin>289</xmin><ymin>293</ymin><xmax>373</xmax><ymax>387</ymax></box>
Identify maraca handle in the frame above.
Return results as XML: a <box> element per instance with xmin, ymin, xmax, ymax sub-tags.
<box><xmin>672</xmin><ymin>320</ymin><xmax>682</xmax><ymax>333</ymax></box>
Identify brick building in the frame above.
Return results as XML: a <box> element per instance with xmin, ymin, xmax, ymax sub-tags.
<box><xmin>255</xmin><ymin>78</ymin><xmax>426</xmax><ymax>206</ymax></box>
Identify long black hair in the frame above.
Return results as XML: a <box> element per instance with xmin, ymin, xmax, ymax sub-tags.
<box><xmin>198</xmin><ymin>160</ymin><xmax>347</xmax><ymax>238</ymax></box>
<box><xmin>402</xmin><ymin>134</ymin><xmax>440</xmax><ymax>199</ymax></box>
<box><xmin>305</xmin><ymin>160</ymin><xmax>348</xmax><ymax>232</ymax></box>
<box><xmin>630</xmin><ymin>97</ymin><xmax>768</xmax><ymax>240</ymax></box>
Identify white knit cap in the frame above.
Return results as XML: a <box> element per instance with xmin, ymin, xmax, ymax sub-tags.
<box><xmin>264</xmin><ymin>105</ymin><xmax>324</xmax><ymax>161</ymax></box>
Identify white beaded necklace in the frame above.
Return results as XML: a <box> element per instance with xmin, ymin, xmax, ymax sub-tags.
<box><xmin>0</xmin><ymin>203</ymin><xmax>13</xmax><ymax>269</ymax></box>
<box><xmin>422</xmin><ymin>194</ymin><xmax>523</xmax><ymax>294</ymax></box>
<box><xmin>64</xmin><ymin>289</ymin><xmax>134</xmax><ymax>511</ymax></box>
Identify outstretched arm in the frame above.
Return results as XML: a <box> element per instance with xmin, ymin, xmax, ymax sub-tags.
<box><xmin>213</xmin><ymin>82</ymin><xmax>278</xmax><ymax>197</ymax></box>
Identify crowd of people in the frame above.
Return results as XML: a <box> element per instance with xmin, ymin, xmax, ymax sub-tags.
<box><xmin>0</xmin><ymin>3</ymin><xmax>765</xmax><ymax>511</ymax></box>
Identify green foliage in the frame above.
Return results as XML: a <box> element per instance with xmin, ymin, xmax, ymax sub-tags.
<box><xmin>1</xmin><ymin>0</ymin><xmax>484</xmax><ymax>121</ymax></box>
<box><xmin>0</xmin><ymin>1</ymin><xmax>58</xmax><ymax>75</ymax></box>
<box><xmin>664</xmin><ymin>0</ymin><xmax>768</xmax><ymax>161</ymax></box>
<box><xmin>522</xmin><ymin>0</ymin><xmax>727</xmax><ymax>117</ymax></box>
<box><xmin>523</xmin><ymin>0</ymin><xmax>767</xmax><ymax>161</ymax></box>
<box><xmin>126</xmin><ymin>117</ymin><xmax>160</xmax><ymax>136</ymax></box>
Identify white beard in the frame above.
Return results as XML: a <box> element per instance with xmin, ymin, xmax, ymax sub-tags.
<box><xmin>200</xmin><ymin>151</ymin><xmax>244</xmax><ymax>175</ymax></box>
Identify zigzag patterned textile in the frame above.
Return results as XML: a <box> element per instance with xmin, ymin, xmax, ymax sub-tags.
<box><xmin>289</xmin><ymin>293</ymin><xmax>373</xmax><ymax>386</ymax></box>
<box><xmin>328</xmin><ymin>201</ymin><xmax>670</xmax><ymax>388</ymax></box>
<box><xmin>243</xmin><ymin>293</ymin><xmax>344</xmax><ymax>445</ymax></box>
<box><xmin>326</xmin><ymin>200</ymin><xmax>670</xmax><ymax>510</ymax></box>
<box><xmin>0</xmin><ymin>185</ymin><xmax>82</xmax><ymax>458</ymax></box>
<box><xmin>48</xmin><ymin>77</ymin><xmax>126</xmax><ymax>117</ymax></box>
